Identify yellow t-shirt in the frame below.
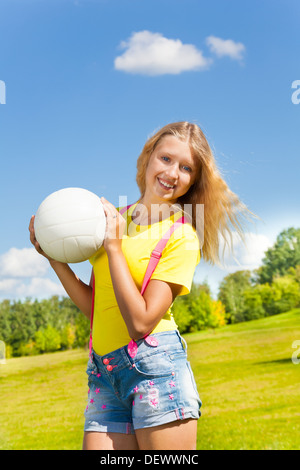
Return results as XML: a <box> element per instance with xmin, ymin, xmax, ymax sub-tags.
<box><xmin>89</xmin><ymin>203</ymin><xmax>200</xmax><ymax>356</ymax></box>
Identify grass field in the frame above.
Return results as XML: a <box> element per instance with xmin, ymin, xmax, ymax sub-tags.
<box><xmin>1</xmin><ymin>308</ymin><xmax>299</xmax><ymax>450</ymax></box>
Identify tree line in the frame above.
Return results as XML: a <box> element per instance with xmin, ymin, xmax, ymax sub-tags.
<box><xmin>0</xmin><ymin>227</ymin><xmax>299</xmax><ymax>357</ymax></box>
<box><xmin>174</xmin><ymin>227</ymin><xmax>300</xmax><ymax>332</ymax></box>
<box><xmin>0</xmin><ymin>297</ymin><xmax>90</xmax><ymax>358</ymax></box>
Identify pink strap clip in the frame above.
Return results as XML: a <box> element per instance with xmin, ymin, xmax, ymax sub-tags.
<box><xmin>127</xmin><ymin>339</ymin><xmax>138</xmax><ymax>358</ymax></box>
<box><xmin>145</xmin><ymin>336</ymin><xmax>159</xmax><ymax>347</ymax></box>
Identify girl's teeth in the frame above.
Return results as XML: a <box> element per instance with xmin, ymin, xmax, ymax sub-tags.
<box><xmin>159</xmin><ymin>179</ymin><xmax>174</xmax><ymax>188</ymax></box>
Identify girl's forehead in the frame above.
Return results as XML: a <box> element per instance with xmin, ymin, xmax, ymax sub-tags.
<box><xmin>155</xmin><ymin>135</ymin><xmax>191</xmax><ymax>156</ymax></box>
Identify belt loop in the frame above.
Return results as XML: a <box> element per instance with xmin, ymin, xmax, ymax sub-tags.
<box><xmin>178</xmin><ymin>331</ymin><xmax>187</xmax><ymax>351</ymax></box>
<box><xmin>175</xmin><ymin>330</ymin><xmax>187</xmax><ymax>350</ymax></box>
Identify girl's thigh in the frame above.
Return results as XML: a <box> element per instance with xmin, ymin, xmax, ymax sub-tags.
<box><xmin>82</xmin><ymin>431</ymin><xmax>139</xmax><ymax>450</ymax></box>
<box><xmin>135</xmin><ymin>418</ymin><xmax>198</xmax><ymax>450</ymax></box>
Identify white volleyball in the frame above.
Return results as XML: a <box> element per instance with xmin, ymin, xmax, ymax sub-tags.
<box><xmin>34</xmin><ymin>188</ymin><xmax>106</xmax><ymax>263</ymax></box>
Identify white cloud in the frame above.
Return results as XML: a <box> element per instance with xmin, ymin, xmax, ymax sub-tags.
<box><xmin>206</xmin><ymin>35</ymin><xmax>246</xmax><ymax>61</ymax></box>
<box><xmin>0</xmin><ymin>278</ymin><xmax>19</xmax><ymax>292</ymax></box>
<box><xmin>18</xmin><ymin>277</ymin><xmax>65</xmax><ymax>298</ymax></box>
<box><xmin>0</xmin><ymin>277</ymin><xmax>65</xmax><ymax>299</ymax></box>
<box><xmin>0</xmin><ymin>247</ymin><xmax>49</xmax><ymax>278</ymax></box>
<box><xmin>0</xmin><ymin>247</ymin><xmax>65</xmax><ymax>300</ymax></box>
<box><xmin>220</xmin><ymin>232</ymin><xmax>272</xmax><ymax>272</ymax></box>
<box><xmin>195</xmin><ymin>232</ymin><xmax>272</xmax><ymax>298</ymax></box>
<box><xmin>114</xmin><ymin>30</ymin><xmax>212</xmax><ymax>76</ymax></box>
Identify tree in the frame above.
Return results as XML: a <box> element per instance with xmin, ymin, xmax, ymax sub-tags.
<box><xmin>269</xmin><ymin>275</ymin><xmax>300</xmax><ymax>314</ymax></box>
<box><xmin>287</xmin><ymin>265</ymin><xmax>300</xmax><ymax>284</ymax></box>
<box><xmin>0</xmin><ymin>300</ymin><xmax>12</xmax><ymax>343</ymax></box>
<box><xmin>210</xmin><ymin>300</ymin><xmax>226</xmax><ymax>328</ymax></box>
<box><xmin>74</xmin><ymin>311</ymin><xmax>90</xmax><ymax>348</ymax></box>
<box><xmin>173</xmin><ymin>282</ymin><xmax>226</xmax><ymax>333</ymax></box>
<box><xmin>255</xmin><ymin>227</ymin><xmax>300</xmax><ymax>284</ymax></box>
<box><xmin>218</xmin><ymin>271</ymin><xmax>252</xmax><ymax>323</ymax></box>
<box><xmin>8</xmin><ymin>299</ymin><xmax>37</xmax><ymax>356</ymax></box>
<box><xmin>172</xmin><ymin>297</ymin><xmax>193</xmax><ymax>334</ymax></box>
<box><xmin>35</xmin><ymin>325</ymin><xmax>61</xmax><ymax>353</ymax></box>
<box><xmin>60</xmin><ymin>324</ymin><xmax>75</xmax><ymax>349</ymax></box>
<box><xmin>241</xmin><ymin>274</ymin><xmax>300</xmax><ymax>320</ymax></box>
<box><xmin>242</xmin><ymin>286</ymin><xmax>267</xmax><ymax>321</ymax></box>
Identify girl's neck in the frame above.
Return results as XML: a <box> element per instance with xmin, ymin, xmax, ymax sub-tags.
<box><xmin>132</xmin><ymin>196</ymin><xmax>180</xmax><ymax>226</ymax></box>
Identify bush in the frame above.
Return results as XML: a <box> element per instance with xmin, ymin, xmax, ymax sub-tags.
<box><xmin>172</xmin><ymin>297</ymin><xmax>193</xmax><ymax>334</ymax></box>
<box><xmin>173</xmin><ymin>284</ymin><xmax>227</xmax><ymax>333</ymax></box>
<box><xmin>35</xmin><ymin>326</ymin><xmax>61</xmax><ymax>353</ymax></box>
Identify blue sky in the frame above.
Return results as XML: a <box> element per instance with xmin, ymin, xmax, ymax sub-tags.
<box><xmin>0</xmin><ymin>0</ymin><xmax>299</xmax><ymax>300</ymax></box>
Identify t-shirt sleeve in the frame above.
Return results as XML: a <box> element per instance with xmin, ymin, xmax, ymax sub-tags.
<box><xmin>150</xmin><ymin>223</ymin><xmax>200</xmax><ymax>296</ymax></box>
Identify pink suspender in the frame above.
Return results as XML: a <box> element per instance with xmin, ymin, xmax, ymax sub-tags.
<box><xmin>139</xmin><ymin>215</ymin><xmax>186</xmax><ymax>295</ymax></box>
<box><xmin>89</xmin><ymin>204</ymin><xmax>186</xmax><ymax>358</ymax></box>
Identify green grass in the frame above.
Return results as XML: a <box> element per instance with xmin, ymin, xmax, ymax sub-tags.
<box><xmin>0</xmin><ymin>349</ymin><xmax>88</xmax><ymax>450</ymax></box>
<box><xmin>189</xmin><ymin>308</ymin><xmax>300</xmax><ymax>450</ymax></box>
<box><xmin>1</xmin><ymin>309</ymin><xmax>299</xmax><ymax>450</ymax></box>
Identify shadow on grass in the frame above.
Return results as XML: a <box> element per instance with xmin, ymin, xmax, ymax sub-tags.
<box><xmin>254</xmin><ymin>357</ymin><xmax>294</xmax><ymax>366</ymax></box>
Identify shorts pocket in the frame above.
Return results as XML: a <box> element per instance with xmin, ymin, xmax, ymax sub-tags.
<box><xmin>133</xmin><ymin>350</ymin><xmax>174</xmax><ymax>378</ymax></box>
<box><xmin>168</xmin><ymin>348</ymin><xmax>187</xmax><ymax>362</ymax></box>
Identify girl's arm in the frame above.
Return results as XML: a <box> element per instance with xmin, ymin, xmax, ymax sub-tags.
<box><xmin>107</xmin><ymin>248</ymin><xmax>181</xmax><ymax>339</ymax></box>
<box><xmin>101</xmin><ymin>199</ymin><xmax>182</xmax><ymax>340</ymax></box>
<box><xmin>29</xmin><ymin>216</ymin><xmax>93</xmax><ymax>319</ymax></box>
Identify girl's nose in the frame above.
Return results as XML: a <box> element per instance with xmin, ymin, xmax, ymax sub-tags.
<box><xmin>166</xmin><ymin>163</ymin><xmax>179</xmax><ymax>179</ymax></box>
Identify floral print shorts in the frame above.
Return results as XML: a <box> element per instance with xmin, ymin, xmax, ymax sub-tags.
<box><xmin>84</xmin><ymin>330</ymin><xmax>201</xmax><ymax>434</ymax></box>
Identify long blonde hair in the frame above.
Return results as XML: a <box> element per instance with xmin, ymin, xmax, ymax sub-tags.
<box><xmin>136</xmin><ymin>121</ymin><xmax>254</xmax><ymax>265</ymax></box>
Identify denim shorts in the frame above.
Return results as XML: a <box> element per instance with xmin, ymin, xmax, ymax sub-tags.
<box><xmin>84</xmin><ymin>330</ymin><xmax>201</xmax><ymax>434</ymax></box>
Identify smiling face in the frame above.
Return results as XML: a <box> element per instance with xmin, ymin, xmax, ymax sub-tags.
<box><xmin>143</xmin><ymin>135</ymin><xmax>199</xmax><ymax>206</ymax></box>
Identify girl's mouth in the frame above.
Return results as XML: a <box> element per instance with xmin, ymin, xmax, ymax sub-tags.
<box><xmin>157</xmin><ymin>178</ymin><xmax>176</xmax><ymax>190</ymax></box>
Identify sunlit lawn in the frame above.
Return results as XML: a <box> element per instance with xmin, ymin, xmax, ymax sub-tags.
<box><xmin>0</xmin><ymin>349</ymin><xmax>88</xmax><ymax>450</ymax></box>
<box><xmin>1</xmin><ymin>309</ymin><xmax>299</xmax><ymax>450</ymax></box>
<box><xmin>190</xmin><ymin>308</ymin><xmax>300</xmax><ymax>450</ymax></box>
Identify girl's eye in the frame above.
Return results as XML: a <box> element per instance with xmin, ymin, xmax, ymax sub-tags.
<box><xmin>182</xmin><ymin>165</ymin><xmax>192</xmax><ymax>172</ymax></box>
<box><xmin>161</xmin><ymin>156</ymin><xmax>170</xmax><ymax>162</ymax></box>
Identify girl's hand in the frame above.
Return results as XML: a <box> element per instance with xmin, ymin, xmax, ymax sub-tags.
<box><xmin>100</xmin><ymin>197</ymin><xmax>126</xmax><ymax>252</ymax></box>
<box><xmin>28</xmin><ymin>215</ymin><xmax>55</xmax><ymax>262</ymax></box>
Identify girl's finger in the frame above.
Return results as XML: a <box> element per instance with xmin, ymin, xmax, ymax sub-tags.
<box><xmin>29</xmin><ymin>215</ymin><xmax>35</xmax><ymax>232</ymax></box>
<box><xmin>101</xmin><ymin>198</ymin><xmax>119</xmax><ymax>220</ymax></box>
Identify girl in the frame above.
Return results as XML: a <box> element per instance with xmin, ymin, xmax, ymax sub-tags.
<box><xmin>29</xmin><ymin>121</ymin><xmax>251</xmax><ymax>450</ymax></box>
